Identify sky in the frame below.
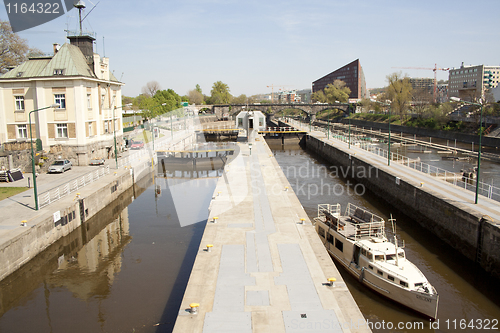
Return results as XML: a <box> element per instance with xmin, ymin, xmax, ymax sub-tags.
<box><xmin>1</xmin><ymin>0</ymin><xmax>499</xmax><ymax>98</ymax></box>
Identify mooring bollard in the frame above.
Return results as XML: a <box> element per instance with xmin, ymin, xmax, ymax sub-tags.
<box><xmin>285</xmin><ymin>186</ymin><xmax>289</xmax><ymax>192</ymax></box>
<box><xmin>21</xmin><ymin>220</ymin><xmax>27</xmax><ymax>227</ymax></box>
<box><xmin>206</xmin><ymin>244</ymin><xmax>213</xmax><ymax>252</ymax></box>
<box><xmin>189</xmin><ymin>303</ymin><xmax>199</xmax><ymax>315</ymax></box>
<box><xmin>328</xmin><ymin>277</ymin><xmax>336</xmax><ymax>287</ymax></box>
<box><xmin>300</xmin><ymin>218</ymin><xmax>305</xmax><ymax>224</ymax></box>
<box><xmin>212</xmin><ymin>217</ymin><xmax>219</xmax><ymax>223</ymax></box>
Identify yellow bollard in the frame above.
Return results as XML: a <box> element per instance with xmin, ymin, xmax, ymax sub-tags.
<box><xmin>328</xmin><ymin>277</ymin><xmax>336</xmax><ymax>287</ymax></box>
<box><xmin>206</xmin><ymin>244</ymin><xmax>213</xmax><ymax>252</ymax></box>
<box><xmin>212</xmin><ymin>217</ymin><xmax>219</xmax><ymax>223</ymax></box>
<box><xmin>189</xmin><ymin>303</ymin><xmax>199</xmax><ymax>315</ymax></box>
<box><xmin>300</xmin><ymin>218</ymin><xmax>306</xmax><ymax>224</ymax></box>
<box><xmin>21</xmin><ymin>220</ymin><xmax>28</xmax><ymax>227</ymax></box>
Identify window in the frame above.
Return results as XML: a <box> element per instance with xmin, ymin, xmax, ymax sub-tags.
<box><xmin>15</xmin><ymin>96</ymin><xmax>24</xmax><ymax>111</ymax></box>
<box><xmin>318</xmin><ymin>227</ymin><xmax>325</xmax><ymax>238</ymax></box>
<box><xmin>377</xmin><ymin>270</ymin><xmax>383</xmax><ymax>276</ymax></box>
<box><xmin>17</xmin><ymin>125</ymin><xmax>27</xmax><ymax>138</ymax></box>
<box><xmin>87</xmin><ymin>94</ymin><xmax>92</xmax><ymax>109</ymax></box>
<box><xmin>388</xmin><ymin>275</ymin><xmax>395</xmax><ymax>281</ymax></box>
<box><xmin>327</xmin><ymin>234</ymin><xmax>334</xmax><ymax>244</ymax></box>
<box><xmin>104</xmin><ymin>121</ymin><xmax>109</xmax><ymax>133</ymax></box>
<box><xmin>56</xmin><ymin>123</ymin><xmax>68</xmax><ymax>138</ymax></box>
<box><xmin>374</xmin><ymin>255</ymin><xmax>384</xmax><ymax>261</ymax></box>
<box><xmin>53</xmin><ymin>69</ymin><xmax>64</xmax><ymax>75</ymax></box>
<box><xmin>334</xmin><ymin>238</ymin><xmax>343</xmax><ymax>252</ymax></box>
<box><xmin>55</xmin><ymin>94</ymin><xmax>66</xmax><ymax>109</ymax></box>
<box><xmin>400</xmin><ymin>281</ymin><xmax>408</xmax><ymax>288</ymax></box>
<box><xmin>88</xmin><ymin>122</ymin><xmax>93</xmax><ymax>137</ymax></box>
<box><xmin>368</xmin><ymin>265</ymin><xmax>373</xmax><ymax>270</ymax></box>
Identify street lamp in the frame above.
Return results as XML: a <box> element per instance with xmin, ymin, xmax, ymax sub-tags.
<box><xmin>150</xmin><ymin>103</ymin><xmax>167</xmax><ymax>150</ymax></box>
<box><xmin>371</xmin><ymin>99</ymin><xmax>392</xmax><ymax>165</ymax></box>
<box><xmin>450</xmin><ymin>96</ymin><xmax>483</xmax><ymax>204</ymax></box>
<box><xmin>29</xmin><ymin>103</ymin><xmax>60</xmax><ymax>210</ymax></box>
<box><xmin>113</xmin><ymin>103</ymin><xmax>133</xmax><ymax>169</ymax></box>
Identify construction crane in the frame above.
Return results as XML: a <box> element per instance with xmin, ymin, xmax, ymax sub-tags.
<box><xmin>267</xmin><ymin>84</ymin><xmax>292</xmax><ymax>103</ymax></box>
<box><xmin>392</xmin><ymin>64</ymin><xmax>449</xmax><ymax>102</ymax></box>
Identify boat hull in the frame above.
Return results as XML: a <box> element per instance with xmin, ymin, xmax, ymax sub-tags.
<box><xmin>317</xmin><ymin>222</ymin><xmax>439</xmax><ymax>319</ymax></box>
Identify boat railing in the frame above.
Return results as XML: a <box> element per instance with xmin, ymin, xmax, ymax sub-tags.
<box><xmin>344</xmin><ymin>203</ymin><xmax>385</xmax><ymax>240</ymax></box>
<box><xmin>317</xmin><ymin>203</ymin><xmax>340</xmax><ymax>219</ymax></box>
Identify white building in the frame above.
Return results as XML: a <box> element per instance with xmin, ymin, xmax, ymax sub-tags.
<box><xmin>448</xmin><ymin>63</ymin><xmax>500</xmax><ymax>101</ymax></box>
<box><xmin>0</xmin><ymin>31</ymin><xmax>124</xmax><ymax>165</ymax></box>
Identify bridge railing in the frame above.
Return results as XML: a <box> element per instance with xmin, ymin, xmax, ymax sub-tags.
<box><xmin>284</xmin><ymin>118</ymin><xmax>500</xmax><ymax>203</ymax></box>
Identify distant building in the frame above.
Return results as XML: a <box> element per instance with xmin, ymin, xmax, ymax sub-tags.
<box><xmin>297</xmin><ymin>89</ymin><xmax>312</xmax><ymax>103</ymax></box>
<box><xmin>448</xmin><ymin>63</ymin><xmax>500</xmax><ymax>101</ymax></box>
<box><xmin>277</xmin><ymin>90</ymin><xmax>301</xmax><ymax>103</ymax></box>
<box><xmin>0</xmin><ymin>31</ymin><xmax>124</xmax><ymax>165</ymax></box>
<box><xmin>409</xmin><ymin>78</ymin><xmax>434</xmax><ymax>91</ymax></box>
<box><xmin>312</xmin><ymin>59</ymin><xmax>368</xmax><ymax>100</ymax></box>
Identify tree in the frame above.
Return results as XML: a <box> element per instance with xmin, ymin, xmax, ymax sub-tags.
<box><xmin>311</xmin><ymin>80</ymin><xmax>351</xmax><ymax>104</ymax></box>
<box><xmin>141</xmin><ymin>81</ymin><xmax>161</xmax><ymax>98</ymax></box>
<box><xmin>0</xmin><ymin>20</ymin><xmax>42</xmax><ymax>73</ymax></box>
<box><xmin>324</xmin><ymin>80</ymin><xmax>351</xmax><ymax>103</ymax></box>
<box><xmin>386</xmin><ymin>72</ymin><xmax>413</xmax><ymax>123</ymax></box>
<box><xmin>188</xmin><ymin>89</ymin><xmax>204</xmax><ymax>104</ymax></box>
<box><xmin>232</xmin><ymin>94</ymin><xmax>247</xmax><ymax>104</ymax></box>
<box><xmin>210</xmin><ymin>81</ymin><xmax>232</xmax><ymax>104</ymax></box>
<box><xmin>195</xmin><ymin>84</ymin><xmax>202</xmax><ymax>94</ymax></box>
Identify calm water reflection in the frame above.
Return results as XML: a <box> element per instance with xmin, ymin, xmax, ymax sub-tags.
<box><xmin>0</xmin><ymin>173</ymin><xmax>216</xmax><ymax>333</ymax></box>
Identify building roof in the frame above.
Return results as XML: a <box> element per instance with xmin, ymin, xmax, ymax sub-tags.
<box><xmin>0</xmin><ymin>43</ymin><xmax>118</xmax><ymax>82</ymax></box>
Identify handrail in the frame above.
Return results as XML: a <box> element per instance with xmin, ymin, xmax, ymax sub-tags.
<box><xmin>285</xmin><ymin>118</ymin><xmax>500</xmax><ymax>203</ymax></box>
<box><xmin>38</xmin><ymin>166</ymin><xmax>110</xmax><ymax>208</ymax></box>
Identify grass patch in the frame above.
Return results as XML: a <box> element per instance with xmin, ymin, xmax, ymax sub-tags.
<box><xmin>0</xmin><ymin>187</ymin><xmax>29</xmax><ymax>201</ymax></box>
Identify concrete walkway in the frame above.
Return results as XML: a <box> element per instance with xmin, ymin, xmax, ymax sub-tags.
<box><xmin>173</xmin><ymin>137</ymin><xmax>370</xmax><ymax>333</ymax></box>
<box><xmin>291</xmin><ymin>121</ymin><xmax>500</xmax><ymax>223</ymax></box>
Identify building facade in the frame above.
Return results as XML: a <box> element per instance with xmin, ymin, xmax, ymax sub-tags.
<box><xmin>409</xmin><ymin>77</ymin><xmax>434</xmax><ymax>91</ymax></box>
<box><xmin>448</xmin><ymin>63</ymin><xmax>500</xmax><ymax>101</ymax></box>
<box><xmin>0</xmin><ymin>32</ymin><xmax>124</xmax><ymax>166</ymax></box>
<box><xmin>312</xmin><ymin>59</ymin><xmax>368</xmax><ymax>101</ymax></box>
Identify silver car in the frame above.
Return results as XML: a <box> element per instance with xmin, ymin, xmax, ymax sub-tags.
<box><xmin>48</xmin><ymin>159</ymin><xmax>72</xmax><ymax>173</ymax></box>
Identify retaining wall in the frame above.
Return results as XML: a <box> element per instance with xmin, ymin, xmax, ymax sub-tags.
<box><xmin>0</xmin><ymin>169</ymin><xmax>134</xmax><ymax>282</ymax></box>
<box><xmin>304</xmin><ymin>135</ymin><xmax>500</xmax><ymax>278</ymax></box>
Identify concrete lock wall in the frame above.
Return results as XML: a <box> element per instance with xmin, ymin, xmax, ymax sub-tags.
<box><xmin>303</xmin><ymin>135</ymin><xmax>500</xmax><ymax>278</ymax></box>
<box><xmin>0</xmin><ymin>170</ymin><xmax>134</xmax><ymax>282</ymax></box>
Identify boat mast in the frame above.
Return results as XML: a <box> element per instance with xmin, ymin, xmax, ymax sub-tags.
<box><xmin>389</xmin><ymin>214</ymin><xmax>399</xmax><ymax>267</ymax></box>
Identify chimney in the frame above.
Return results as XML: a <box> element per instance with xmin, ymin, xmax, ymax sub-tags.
<box><xmin>53</xmin><ymin>43</ymin><xmax>60</xmax><ymax>55</ymax></box>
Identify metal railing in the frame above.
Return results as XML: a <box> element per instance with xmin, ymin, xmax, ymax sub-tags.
<box><xmin>38</xmin><ymin>166</ymin><xmax>110</xmax><ymax>208</ymax></box>
<box><xmin>285</xmin><ymin>118</ymin><xmax>500</xmax><ymax>203</ymax></box>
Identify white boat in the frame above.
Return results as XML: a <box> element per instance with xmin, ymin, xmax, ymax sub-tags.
<box><xmin>314</xmin><ymin>203</ymin><xmax>439</xmax><ymax>319</ymax></box>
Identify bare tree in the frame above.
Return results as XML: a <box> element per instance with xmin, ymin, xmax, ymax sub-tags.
<box><xmin>0</xmin><ymin>20</ymin><xmax>42</xmax><ymax>73</ymax></box>
<box><xmin>141</xmin><ymin>81</ymin><xmax>161</xmax><ymax>98</ymax></box>
<box><xmin>188</xmin><ymin>89</ymin><xmax>204</xmax><ymax>104</ymax></box>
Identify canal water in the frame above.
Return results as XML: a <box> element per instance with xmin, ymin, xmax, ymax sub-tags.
<box><xmin>0</xmin><ymin>170</ymin><xmax>218</xmax><ymax>332</ymax></box>
<box><xmin>267</xmin><ymin>139</ymin><xmax>500</xmax><ymax>332</ymax></box>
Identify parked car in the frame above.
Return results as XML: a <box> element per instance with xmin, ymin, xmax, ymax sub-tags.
<box><xmin>48</xmin><ymin>160</ymin><xmax>72</xmax><ymax>173</ymax></box>
<box><xmin>130</xmin><ymin>140</ymin><xmax>144</xmax><ymax>149</ymax></box>
<box><xmin>89</xmin><ymin>158</ymin><xmax>105</xmax><ymax>166</ymax></box>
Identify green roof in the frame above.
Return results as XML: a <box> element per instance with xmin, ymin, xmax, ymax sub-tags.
<box><xmin>0</xmin><ymin>43</ymin><xmax>119</xmax><ymax>82</ymax></box>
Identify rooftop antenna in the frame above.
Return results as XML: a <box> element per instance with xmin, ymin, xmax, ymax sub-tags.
<box><xmin>74</xmin><ymin>0</ymin><xmax>86</xmax><ymax>35</ymax></box>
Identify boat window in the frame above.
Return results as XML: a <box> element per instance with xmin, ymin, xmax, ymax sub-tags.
<box><xmin>386</xmin><ymin>254</ymin><xmax>396</xmax><ymax>261</ymax></box>
<box><xmin>388</xmin><ymin>275</ymin><xmax>395</xmax><ymax>281</ymax></box>
<box><xmin>335</xmin><ymin>238</ymin><xmax>343</xmax><ymax>252</ymax></box>
<box><xmin>318</xmin><ymin>227</ymin><xmax>325</xmax><ymax>238</ymax></box>
<box><xmin>327</xmin><ymin>234</ymin><xmax>334</xmax><ymax>244</ymax></box>
<box><xmin>361</xmin><ymin>248</ymin><xmax>367</xmax><ymax>256</ymax></box>
<box><xmin>377</xmin><ymin>270</ymin><xmax>383</xmax><ymax>276</ymax></box>
<box><xmin>398</xmin><ymin>251</ymin><xmax>405</xmax><ymax>259</ymax></box>
<box><xmin>367</xmin><ymin>252</ymin><xmax>373</xmax><ymax>260</ymax></box>
<box><xmin>374</xmin><ymin>255</ymin><xmax>384</xmax><ymax>261</ymax></box>
<box><xmin>368</xmin><ymin>265</ymin><xmax>373</xmax><ymax>270</ymax></box>
<box><xmin>414</xmin><ymin>282</ymin><xmax>423</xmax><ymax>287</ymax></box>
<box><xmin>400</xmin><ymin>281</ymin><xmax>409</xmax><ymax>288</ymax></box>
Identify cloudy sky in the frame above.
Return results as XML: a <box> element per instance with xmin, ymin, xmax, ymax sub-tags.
<box><xmin>2</xmin><ymin>0</ymin><xmax>499</xmax><ymax>98</ymax></box>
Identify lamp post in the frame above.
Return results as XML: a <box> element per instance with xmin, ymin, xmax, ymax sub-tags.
<box><xmin>450</xmin><ymin>97</ymin><xmax>483</xmax><ymax>204</ymax></box>
<box><xmin>150</xmin><ymin>103</ymin><xmax>167</xmax><ymax>150</ymax></box>
<box><xmin>29</xmin><ymin>103</ymin><xmax>60</xmax><ymax>210</ymax></box>
<box><xmin>113</xmin><ymin>103</ymin><xmax>133</xmax><ymax>169</ymax></box>
<box><xmin>335</xmin><ymin>101</ymin><xmax>351</xmax><ymax>148</ymax></box>
<box><xmin>371</xmin><ymin>99</ymin><xmax>392</xmax><ymax>165</ymax></box>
